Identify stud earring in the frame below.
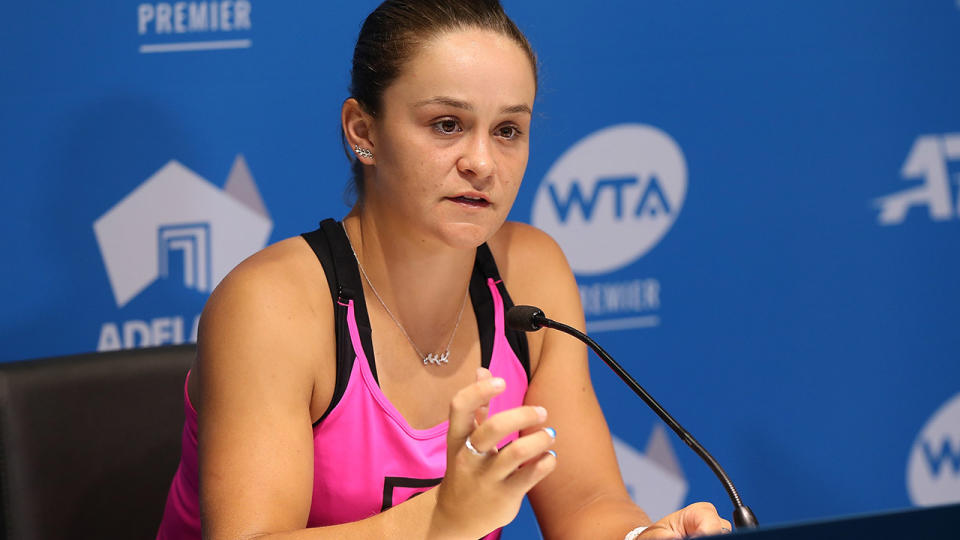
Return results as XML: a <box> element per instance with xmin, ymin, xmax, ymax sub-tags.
<box><xmin>354</xmin><ymin>145</ymin><xmax>373</xmax><ymax>159</ymax></box>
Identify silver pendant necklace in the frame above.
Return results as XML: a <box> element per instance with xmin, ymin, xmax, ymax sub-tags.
<box><xmin>344</xmin><ymin>226</ymin><xmax>468</xmax><ymax>366</ymax></box>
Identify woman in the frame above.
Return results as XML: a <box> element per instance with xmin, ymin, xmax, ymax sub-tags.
<box><xmin>157</xmin><ymin>1</ymin><xmax>732</xmax><ymax>538</ymax></box>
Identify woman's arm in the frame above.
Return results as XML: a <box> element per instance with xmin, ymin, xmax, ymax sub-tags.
<box><xmin>194</xmin><ymin>238</ymin><xmax>557</xmax><ymax>540</ymax></box>
<box><xmin>195</xmin><ymin>239</ymin><xmax>444</xmax><ymax>539</ymax></box>
<box><xmin>492</xmin><ymin>223</ymin><xmax>647</xmax><ymax>539</ymax></box>
<box><xmin>493</xmin><ymin>223</ymin><xmax>730</xmax><ymax>540</ymax></box>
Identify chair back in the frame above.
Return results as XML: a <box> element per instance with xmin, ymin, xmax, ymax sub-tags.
<box><xmin>0</xmin><ymin>345</ymin><xmax>194</xmax><ymax>540</ymax></box>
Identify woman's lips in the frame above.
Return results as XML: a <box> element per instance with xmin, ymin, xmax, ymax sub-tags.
<box><xmin>447</xmin><ymin>195</ymin><xmax>490</xmax><ymax>208</ymax></box>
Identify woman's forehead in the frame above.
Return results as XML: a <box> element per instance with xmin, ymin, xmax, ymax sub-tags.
<box><xmin>384</xmin><ymin>28</ymin><xmax>536</xmax><ymax>112</ymax></box>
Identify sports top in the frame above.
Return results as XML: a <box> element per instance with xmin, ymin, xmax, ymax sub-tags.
<box><xmin>156</xmin><ymin>219</ymin><xmax>531</xmax><ymax>539</ymax></box>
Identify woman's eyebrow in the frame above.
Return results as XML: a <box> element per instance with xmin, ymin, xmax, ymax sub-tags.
<box><xmin>501</xmin><ymin>103</ymin><xmax>532</xmax><ymax>115</ymax></box>
<box><xmin>414</xmin><ymin>96</ymin><xmax>532</xmax><ymax>115</ymax></box>
<box><xmin>415</xmin><ymin>96</ymin><xmax>473</xmax><ymax>110</ymax></box>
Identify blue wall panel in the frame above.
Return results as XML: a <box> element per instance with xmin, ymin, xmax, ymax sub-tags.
<box><xmin>2</xmin><ymin>1</ymin><xmax>958</xmax><ymax>535</ymax></box>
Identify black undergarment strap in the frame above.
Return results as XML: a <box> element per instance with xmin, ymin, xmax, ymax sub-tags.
<box><xmin>470</xmin><ymin>244</ymin><xmax>531</xmax><ymax>382</ymax></box>
<box><xmin>318</xmin><ymin>219</ymin><xmax>378</xmax><ymax>384</ymax></box>
<box><xmin>300</xmin><ymin>219</ymin><xmax>378</xmax><ymax>426</ymax></box>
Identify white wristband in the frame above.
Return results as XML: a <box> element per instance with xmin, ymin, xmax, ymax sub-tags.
<box><xmin>624</xmin><ymin>526</ymin><xmax>648</xmax><ymax>540</ymax></box>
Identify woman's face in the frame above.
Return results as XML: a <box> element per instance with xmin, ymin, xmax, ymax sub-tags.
<box><xmin>365</xmin><ymin>28</ymin><xmax>537</xmax><ymax>249</ymax></box>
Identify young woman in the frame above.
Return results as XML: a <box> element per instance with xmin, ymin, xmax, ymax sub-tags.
<box><xmin>157</xmin><ymin>1</ymin><xmax>731</xmax><ymax>538</ymax></box>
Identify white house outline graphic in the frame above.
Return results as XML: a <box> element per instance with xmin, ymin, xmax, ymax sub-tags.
<box><xmin>94</xmin><ymin>155</ymin><xmax>272</xmax><ymax>308</ymax></box>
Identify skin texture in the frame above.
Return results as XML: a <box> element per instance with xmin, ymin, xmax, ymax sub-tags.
<box><xmin>191</xmin><ymin>28</ymin><xmax>731</xmax><ymax>539</ymax></box>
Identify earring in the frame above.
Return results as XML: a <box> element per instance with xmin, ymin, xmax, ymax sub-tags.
<box><xmin>354</xmin><ymin>145</ymin><xmax>373</xmax><ymax>159</ymax></box>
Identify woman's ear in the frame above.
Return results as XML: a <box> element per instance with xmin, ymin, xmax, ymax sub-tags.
<box><xmin>342</xmin><ymin>98</ymin><xmax>376</xmax><ymax>163</ymax></box>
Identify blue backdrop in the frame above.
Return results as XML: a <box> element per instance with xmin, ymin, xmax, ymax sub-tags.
<box><xmin>2</xmin><ymin>1</ymin><xmax>959</xmax><ymax>536</ymax></box>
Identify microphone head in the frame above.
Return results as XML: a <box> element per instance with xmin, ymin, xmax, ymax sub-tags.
<box><xmin>506</xmin><ymin>305</ymin><xmax>546</xmax><ymax>332</ymax></box>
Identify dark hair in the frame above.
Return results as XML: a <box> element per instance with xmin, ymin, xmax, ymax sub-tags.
<box><xmin>345</xmin><ymin>0</ymin><xmax>538</xmax><ymax>202</ymax></box>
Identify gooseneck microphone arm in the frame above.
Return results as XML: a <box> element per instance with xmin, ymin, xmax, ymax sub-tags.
<box><xmin>506</xmin><ymin>305</ymin><xmax>758</xmax><ymax>529</ymax></box>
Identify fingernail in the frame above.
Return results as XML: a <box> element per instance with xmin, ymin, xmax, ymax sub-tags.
<box><xmin>534</xmin><ymin>406</ymin><xmax>547</xmax><ymax>421</ymax></box>
<box><xmin>544</xmin><ymin>427</ymin><xmax>556</xmax><ymax>438</ymax></box>
<box><xmin>490</xmin><ymin>377</ymin><xmax>505</xmax><ymax>389</ymax></box>
<box><xmin>546</xmin><ymin>450</ymin><xmax>557</xmax><ymax>459</ymax></box>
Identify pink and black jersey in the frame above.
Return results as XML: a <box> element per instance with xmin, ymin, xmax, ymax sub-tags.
<box><xmin>157</xmin><ymin>219</ymin><xmax>531</xmax><ymax>539</ymax></box>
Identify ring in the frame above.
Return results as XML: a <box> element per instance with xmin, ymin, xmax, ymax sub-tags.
<box><xmin>464</xmin><ymin>436</ymin><xmax>488</xmax><ymax>457</ymax></box>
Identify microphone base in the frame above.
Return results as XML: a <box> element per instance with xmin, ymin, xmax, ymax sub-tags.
<box><xmin>733</xmin><ymin>505</ymin><xmax>759</xmax><ymax>529</ymax></box>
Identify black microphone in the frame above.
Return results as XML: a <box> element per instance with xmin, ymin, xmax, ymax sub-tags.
<box><xmin>506</xmin><ymin>305</ymin><xmax>758</xmax><ymax>530</ymax></box>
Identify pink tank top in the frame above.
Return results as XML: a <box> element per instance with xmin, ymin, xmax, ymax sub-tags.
<box><xmin>157</xmin><ymin>220</ymin><xmax>531</xmax><ymax>539</ymax></box>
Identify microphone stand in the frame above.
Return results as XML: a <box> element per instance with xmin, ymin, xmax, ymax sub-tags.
<box><xmin>512</xmin><ymin>307</ymin><xmax>758</xmax><ymax>529</ymax></box>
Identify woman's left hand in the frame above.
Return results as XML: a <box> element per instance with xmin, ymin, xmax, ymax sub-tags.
<box><xmin>640</xmin><ymin>502</ymin><xmax>732</xmax><ymax>538</ymax></box>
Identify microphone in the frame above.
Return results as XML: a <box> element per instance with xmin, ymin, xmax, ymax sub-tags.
<box><xmin>506</xmin><ymin>305</ymin><xmax>758</xmax><ymax>529</ymax></box>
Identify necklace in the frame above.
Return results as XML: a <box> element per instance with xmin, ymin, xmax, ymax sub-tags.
<box><xmin>344</xmin><ymin>226</ymin><xmax>468</xmax><ymax>366</ymax></box>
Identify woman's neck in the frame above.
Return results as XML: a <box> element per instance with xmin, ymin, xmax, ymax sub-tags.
<box><xmin>342</xmin><ymin>208</ymin><xmax>476</xmax><ymax>354</ymax></box>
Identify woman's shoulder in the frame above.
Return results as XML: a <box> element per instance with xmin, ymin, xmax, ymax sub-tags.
<box><xmin>487</xmin><ymin>221</ymin><xmax>574</xmax><ymax>295</ymax></box>
<box><xmin>191</xmin><ymin>235</ymin><xmax>335</xmax><ymax>414</ymax></box>
<box><xmin>487</xmin><ymin>222</ymin><xmax>583</xmax><ymax>374</ymax></box>
<box><xmin>206</xmin><ymin>236</ymin><xmax>330</xmax><ymax>320</ymax></box>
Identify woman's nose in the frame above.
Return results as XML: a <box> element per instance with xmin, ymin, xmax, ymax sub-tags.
<box><xmin>457</xmin><ymin>134</ymin><xmax>495</xmax><ymax>180</ymax></box>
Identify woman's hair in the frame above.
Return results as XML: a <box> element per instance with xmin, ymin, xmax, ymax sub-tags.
<box><xmin>345</xmin><ymin>0</ymin><xmax>538</xmax><ymax>202</ymax></box>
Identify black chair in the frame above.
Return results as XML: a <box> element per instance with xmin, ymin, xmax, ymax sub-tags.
<box><xmin>0</xmin><ymin>345</ymin><xmax>194</xmax><ymax>540</ymax></box>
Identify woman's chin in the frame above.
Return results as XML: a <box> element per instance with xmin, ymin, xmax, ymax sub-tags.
<box><xmin>437</xmin><ymin>220</ymin><xmax>502</xmax><ymax>250</ymax></box>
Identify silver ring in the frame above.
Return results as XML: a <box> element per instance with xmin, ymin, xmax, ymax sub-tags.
<box><xmin>464</xmin><ymin>436</ymin><xmax>487</xmax><ymax>457</ymax></box>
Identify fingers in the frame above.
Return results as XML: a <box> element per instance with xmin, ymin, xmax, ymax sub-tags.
<box><xmin>631</xmin><ymin>527</ymin><xmax>681</xmax><ymax>539</ymax></box>
<box><xmin>679</xmin><ymin>502</ymin><xmax>731</xmax><ymax>537</ymax></box>
<box><xmin>503</xmin><ymin>444</ymin><xmax>557</xmax><ymax>493</ymax></box>
<box><xmin>448</xmin><ymin>373</ymin><xmax>505</xmax><ymax>443</ymax></box>
<box><xmin>474</xmin><ymin>368</ymin><xmax>491</xmax><ymax>427</ymax></box>
<box><xmin>468</xmin><ymin>405</ymin><xmax>547</xmax><ymax>454</ymax></box>
<box><xmin>490</xmin><ymin>425</ymin><xmax>556</xmax><ymax>478</ymax></box>
<box><xmin>449</xmin><ymin>373</ymin><xmax>556</xmax><ymax>491</ymax></box>
<box><xmin>696</xmin><ymin>518</ymin><xmax>732</xmax><ymax>537</ymax></box>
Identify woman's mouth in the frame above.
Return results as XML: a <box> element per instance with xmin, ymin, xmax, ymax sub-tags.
<box><xmin>448</xmin><ymin>195</ymin><xmax>490</xmax><ymax>208</ymax></box>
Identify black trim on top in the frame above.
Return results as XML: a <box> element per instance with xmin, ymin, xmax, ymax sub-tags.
<box><xmin>320</xmin><ymin>220</ymin><xmax>379</xmax><ymax>385</ymax></box>
<box><xmin>301</xmin><ymin>220</ymin><xmax>532</xmax><ymax>427</ymax></box>
<box><xmin>300</xmin><ymin>219</ymin><xmax>378</xmax><ymax>427</ymax></box>
<box><xmin>473</xmin><ymin>244</ymin><xmax>531</xmax><ymax>382</ymax></box>
<box><xmin>301</xmin><ymin>225</ymin><xmax>353</xmax><ymax>427</ymax></box>
<box><xmin>380</xmin><ymin>476</ymin><xmax>442</xmax><ymax>512</ymax></box>
<box><xmin>469</xmin><ymin>253</ymin><xmax>496</xmax><ymax>371</ymax></box>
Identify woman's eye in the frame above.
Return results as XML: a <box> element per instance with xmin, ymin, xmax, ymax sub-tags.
<box><xmin>497</xmin><ymin>126</ymin><xmax>521</xmax><ymax>139</ymax></box>
<box><xmin>433</xmin><ymin>119</ymin><xmax>461</xmax><ymax>135</ymax></box>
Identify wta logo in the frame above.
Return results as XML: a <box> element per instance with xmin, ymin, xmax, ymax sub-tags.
<box><xmin>531</xmin><ymin>124</ymin><xmax>687</xmax><ymax>275</ymax></box>
<box><xmin>907</xmin><ymin>392</ymin><xmax>960</xmax><ymax>506</ymax></box>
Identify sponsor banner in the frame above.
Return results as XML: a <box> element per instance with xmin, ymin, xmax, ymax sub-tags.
<box><xmin>533</xmin><ymin>124</ymin><xmax>685</xmax><ymax>332</ymax></box>
<box><xmin>1</xmin><ymin>1</ymin><xmax>959</xmax><ymax>536</ymax></box>
<box><xmin>874</xmin><ymin>134</ymin><xmax>960</xmax><ymax>225</ymax></box>
<box><xmin>613</xmin><ymin>426</ymin><xmax>687</xmax><ymax>522</ymax></box>
<box><xmin>94</xmin><ymin>155</ymin><xmax>271</xmax><ymax>351</ymax></box>
<box><xmin>907</xmin><ymin>393</ymin><xmax>960</xmax><ymax>507</ymax></box>
<box><xmin>137</xmin><ymin>1</ymin><xmax>254</xmax><ymax>53</ymax></box>
<box><xmin>532</xmin><ymin>124</ymin><xmax>686</xmax><ymax>276</ymax></box>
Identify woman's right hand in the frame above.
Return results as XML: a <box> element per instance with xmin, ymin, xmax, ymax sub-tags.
<box><xmin>430</xmin><ymin>368</ymin><xmax>558</xmax><ymax>539</ymax></box>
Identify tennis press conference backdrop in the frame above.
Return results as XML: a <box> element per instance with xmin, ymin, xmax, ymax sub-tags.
<box><xmin>1</xmin><ymin>1</ymin><xmax>958</xmax><ymax>535</ymax></box>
